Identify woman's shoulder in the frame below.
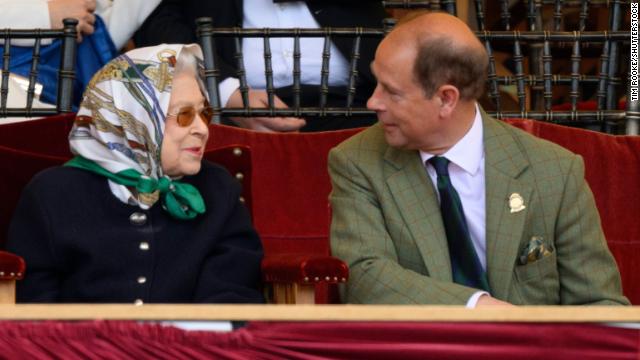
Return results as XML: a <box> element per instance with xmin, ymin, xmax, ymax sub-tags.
<box><xmin>196</xmin><ymin>160</ymin><xmax>236</xmax><ymax>183</ymax></box>
<box><xmin>24</xmin><ymin>166</ymin><xmax>102</xmax><ymax>197</ymax></box>
<box><xmin>189</xmin><ymin>160</ymin><xmax>241</xmax><ymax>202</ymax></box>
<box><xmin>30</xmin><ymin>165</ymin><xmax>96</xmax><ymax>184</ymax></box>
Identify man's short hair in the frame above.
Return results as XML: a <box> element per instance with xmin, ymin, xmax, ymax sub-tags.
<box><xmin>413</xmin><ymin>35</ymin><xmax>488</xmax><ymax>100</ymax></box>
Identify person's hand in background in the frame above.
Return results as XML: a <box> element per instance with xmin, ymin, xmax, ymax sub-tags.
<box><xmin>48</xmin><ymin>0</ymin><xmax>97</xmax><ymax>42</ymax></box>
<box><xmin>226</xmin><ymin>88</ymin><xmax>306</xmax><ymax>132</ymax></box>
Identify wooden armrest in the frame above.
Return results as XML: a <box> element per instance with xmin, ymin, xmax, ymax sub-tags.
<box><xmin>262</xmin><ymin>254</ymin><xmax>349</xmax><ymax>284</ymax></box>
<box><xmin>0</xmin><ymin>251</ymin><xmax>25</xmax><ymax>280</ymax></box>
<box><xmin>0</xmin><ymin>251</ymin><xmax>25</xmax><ymax>304</ymax></box>
<box><xmin>262</xmin><ymin>254</ymin><xmax>348</xmax><ymax>304</ymax></box>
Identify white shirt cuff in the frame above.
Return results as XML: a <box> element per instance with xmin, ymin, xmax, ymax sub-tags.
<box><xmin>466</xmin><ymin>291</ymin><xmax>490</xmax><ymax>308</ymax></box>
<box><xmin>219</xmin><ymin>77</ymin><xmax>241</xmax><ymax>107</ymax></box>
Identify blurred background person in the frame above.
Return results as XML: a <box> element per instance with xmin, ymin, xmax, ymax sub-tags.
<box><xmin>0</xmin><ymin>0</ymin><xmax>161</xmax><ymax>123</ymax></box>
<box><xmin>135</xmin><ymin>0</ymin><xmax>386</xmax><ymax>132</ymax></box>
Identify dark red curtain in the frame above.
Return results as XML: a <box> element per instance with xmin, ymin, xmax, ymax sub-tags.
<box><xmin>0</xmin><ymin>320</ymin><xmax>637</xmax><ymax>359</ymax></box>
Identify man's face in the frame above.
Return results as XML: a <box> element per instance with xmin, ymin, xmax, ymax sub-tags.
<box><xmin>367</xmin><ymin>38</ymin><xmax>442</xmax><ymax>151</ymax></box>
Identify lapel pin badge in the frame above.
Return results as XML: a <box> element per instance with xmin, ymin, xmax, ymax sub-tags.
<box><xmin>509</xmin><ymin>193</ymin><xmax>526</xmax><ymax>213</ymax></box>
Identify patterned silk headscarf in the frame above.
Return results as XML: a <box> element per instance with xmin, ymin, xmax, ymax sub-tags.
<box><xmin>66</xmin><ymin>44</ymin><xmax>207</xmax><ymax>220</ymax></box>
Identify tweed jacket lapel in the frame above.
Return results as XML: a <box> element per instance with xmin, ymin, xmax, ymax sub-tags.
<box><xmin>482</xmin><ymin>112</ymin><xmax>532</xmax><ymax>299</ymax></box>
<box><xmin>383</xmin><ymin>146</ymin><xmax>452</xmax><ymax>282</ymax></box>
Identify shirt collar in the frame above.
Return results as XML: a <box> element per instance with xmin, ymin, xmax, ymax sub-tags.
<box><xmin>420</xmin><ymin>104</ymin><xmax>484</xmax><ymax>176</ymax></box>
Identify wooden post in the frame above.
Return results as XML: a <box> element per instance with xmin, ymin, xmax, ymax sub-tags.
<box><xmin>0</xmin><ymin>281</ymin><xmax>15</xmax><ymax>304</ymax></box>
<box><xmin>272</xmin><ymin>283</ymin><xmax>315</xmax><ymax>304</ymax></box>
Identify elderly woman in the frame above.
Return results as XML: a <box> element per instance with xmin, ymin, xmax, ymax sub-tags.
<box><xmin>6</xmin><ymin>44</ymin><xmax>264</xmax><ymax>304</ymax></box>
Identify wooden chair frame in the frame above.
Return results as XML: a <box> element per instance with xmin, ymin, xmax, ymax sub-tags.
<box><xmin>0</xmin><ymin>18</ymin><xmax>78</xmax><ymax>118</ymax></box>
<box><xmin>196</xmin><ymin>2</ymin><xmax>637</xmax><ymax>133</ymax></box>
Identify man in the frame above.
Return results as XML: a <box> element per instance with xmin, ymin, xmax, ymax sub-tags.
<box><xmin>134</xmin><ymin>0</ymin><xmax>386</xmax><ymax>132</ymax></box>
<box><xmin>329</xmin><ymin>12</ymin><xmax>629</xmax><ymax>306</ymax></box>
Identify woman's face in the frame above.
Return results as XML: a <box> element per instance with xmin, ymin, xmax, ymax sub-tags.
<box><xmin>161</xmin><ymin>70</ymin><xmax>210</xmax><ymax>177</ymax></box>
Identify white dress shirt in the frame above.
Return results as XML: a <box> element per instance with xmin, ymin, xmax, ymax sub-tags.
<box><xmin>0</xmin><ymin>0</ymin><xmax>160</xmax><ymax>49</ymax></box>
<box><xmin>420</xmin><ymin>105</ymin><xmax>489</xmax><ymax>307</ymax></box>
<box><xmin>94</xmin><ymin>0</ymin><xmax>161</xmax><ymax>50</ymax></box>
<box><xmin>219</xmin><ymin>0</ymin><xmax>350</xmax><ymax>106</ymax></box>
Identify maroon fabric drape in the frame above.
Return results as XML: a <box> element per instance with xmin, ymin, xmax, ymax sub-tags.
<box><xmin>0</xmin><ymin>320</ymin><xmax>638</xmax><ymax>359</ymax></box>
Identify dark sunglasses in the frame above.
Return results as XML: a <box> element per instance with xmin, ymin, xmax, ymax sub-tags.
<box><xmin>166</xmin><ymin>104</ymin><xmax>214</xmax><ymax>127</ymax></box>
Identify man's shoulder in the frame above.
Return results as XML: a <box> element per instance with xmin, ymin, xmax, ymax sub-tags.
<box><xmin>490</xmin><ymin>118</ymin><xmax>579</xmax><ymax>164</ymax></box>
<box><xmin>331</xmin><ymin>122</ymin><xmax>388</xmax><ymax>159</ymax></box>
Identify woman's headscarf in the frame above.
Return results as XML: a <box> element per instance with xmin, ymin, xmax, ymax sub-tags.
<box><xmin>66</xmin><ymin>44</ymin><xmax>207</xmax><ymax>220</ymax></box>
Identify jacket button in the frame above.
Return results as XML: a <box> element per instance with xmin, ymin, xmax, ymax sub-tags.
<box><xmin>129</xmin><ymin>212</ymin><xmax>147</xmax><ymax>225</ymax></box>
<box><xmin>139</xmin><ymin>242</ymin><xmax>150</xmax><ymax>251</ymax></box>
<box><xmin>137</xmin><ymin>276</ymin><xmax>147</xmax><ymax>284</ymax></box>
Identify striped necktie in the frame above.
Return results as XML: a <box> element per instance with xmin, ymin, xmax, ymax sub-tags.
<box><xmin>428</xmin><ymin>156</ymin><xmax>490</xmax><ymax>292</ymax></box>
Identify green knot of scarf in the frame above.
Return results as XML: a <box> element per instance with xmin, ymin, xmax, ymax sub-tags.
<box><xmin>65</xmin><ymin>156</ymin><xmax>206</xmax><ymax>220</ymax></box>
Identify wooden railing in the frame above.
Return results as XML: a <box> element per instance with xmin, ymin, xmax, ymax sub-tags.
<box><xmin>1</xmin><ymin>304</ymin><xmax>639</xmax><ymax>322</ymax></box>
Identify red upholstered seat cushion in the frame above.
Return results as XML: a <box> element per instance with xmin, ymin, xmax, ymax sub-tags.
<box><xmin>206</xmin><ymin>124</ymin><xmax>361</xmax><ymax>258</ymax></box>
<box><xmin>0</xmin><ymin>114</ymin><xmax>75</xmax><ymax>157</ymax></box>
<box><xmin>262</xmin><ymin>254</ymin><xmax>349</xmax><ymax>284</ymax></box>
<box><xmin>0</xmin><ymin>250</ymin><xmax>25</xmax><ymax>280</ymax></box>
<box><xmin>206</xmin><ymin>124</ymin><xmax>362</xmax><ymax>303</ymax></box>
<box><xmin>0</xmin><ymin>114</ymin><xmax>74</xmax><ymax>249</ymax></box>
<box><xmin>552</xmin><ymin>100</ymin><xmax>627</xmax><ymax>111</ymax></box>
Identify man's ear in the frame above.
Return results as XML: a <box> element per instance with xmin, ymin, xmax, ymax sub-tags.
<box><xmin>436</xmin><ymin>85</ymin><xmax>459</xmax><ymax>117</ymax></box>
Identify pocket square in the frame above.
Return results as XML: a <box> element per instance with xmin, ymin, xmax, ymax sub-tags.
<box><xmin>518</xmin><ymin>236</ymin><xmax>553</xmax><ymax>265</ymax></box>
